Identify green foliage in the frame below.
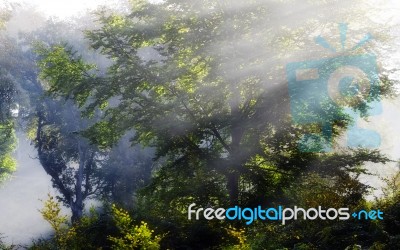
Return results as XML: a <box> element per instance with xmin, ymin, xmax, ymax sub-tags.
<box><xmin>109</xmin><ymin>204</ymin><xmax>161</xmax><ymax>250</ymax></box>
<box><xmin>38</xmin><ymin>194</ymin><xmax>74</xmax><ymax>249</ymax></box>
<box><xmin>32</xmin><ymin>96</ymin><xmax>104</xmax><ymax>222</ymax></box>
<box><xmin>82</xmin><ymin>121</ymin><xmax>124</xmax><ymax>148</ymax></box>
<box><xmin>222</xmin><ymin>227</ymin><xmax>251</xmax><ymax>250</ymax></box>
<box><xmin>34</xmin><ymin>194</ymin><xmax>109</xmax><ymax>250</ymax></box>
<box><xmin>35</xmin><ymin>0</ymin><xmax>393</xmax><ymax>211</ymax></box>
<box><xmin>100</xmin><ymin>135</ymin><xmax>154</xmax><ymax>210</ymax></box>
<box><xmin>31</xmin><ymin>0</ymin><xmax>399</xmax><ymax>249</ymax></box>
<box><xmin>0</xmin><ymin>43</ymin><xmax>18</xmax><ymax>183</ymax></box>
<box><xmin>36</xmin><ymin>44</ymin><xmax>96</xmax><ymax>107</ymax></box>
<box><xmin>0</xmin><ymin>234</ymin><xmax>18</xmax><ymax>250</ymax></box>
<box><xmin>0</xmin><ymin>122</ymin><xmax>17</xmax><ymax>181</ymax></box>
<box><xmin>372</xmin><ymin>171</ymin><xmax>400</xmax><ymax>249</ymax></box>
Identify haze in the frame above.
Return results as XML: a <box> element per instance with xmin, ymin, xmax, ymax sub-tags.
<box><xmin>0</xmin><ymin>0</ymin><xmax>399</xmax><ymax>246</ymax></box>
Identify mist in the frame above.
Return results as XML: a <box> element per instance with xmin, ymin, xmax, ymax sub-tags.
<box><xmin>0</xmin><ymin>0</ymin><xmax>399</xmax><ymax>248</ymax></box>
<box><xmin>0</xmin><ymin>132</ymin><xmax>52</xmax><ymax>245</ymax></box>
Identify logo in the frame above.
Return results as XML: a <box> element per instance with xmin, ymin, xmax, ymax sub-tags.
<box><xmin>286</xmin><ymin>23</ymin><xmax>381</xmax><ymax>152</ymax></box>
<box><xmin>188</xmin><ymin>204</ymin><xmax>384</xmax><ymax>225</ymax></box>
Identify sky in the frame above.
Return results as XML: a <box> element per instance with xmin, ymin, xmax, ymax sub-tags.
<box><xmin>2</xmin><ymin>0</ymin><xmax>163</xmax><ymax>19</ymax></box>
<box><xmin>0</xmin><ymin>133</ymin><xmax>53</xmax><ymax>245</ymax></box>
<box><xmin>6</xmin><ymin>0</ymin><xmax>127</xmax><ymax>18</ymax></box>
<box><xmin>22</xmin><ymin>0</ymin><xmax>110</xmax><ymax>17</ymax></box>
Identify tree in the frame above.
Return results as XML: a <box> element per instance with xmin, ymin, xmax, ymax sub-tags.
<box><xmin>109</xmin><ymin>204</ymin><xmax>161</xmax><ymax>250</ymax></box>
<box><xmin>33</xmin><ymin>98</ymin><xmax>103</xmax><ymax>222</ymax></box>
<box><xmin>100</xmin><ymin>134</ymin><xmax>154</xmax><ymax>210</ymax></box>
<box><xmin>33</xmin><ymin>98</ymin><xmax>154</xmax><ymax>222</ymax></box>
<box><xmin>0</xmin><ymin>9</ymin><xmax>19</xmax><ymax>181</ymax></box>
<box><xmin>33</xmin><ymin>194</ymin><xmax>111</xmax><ymax>250</ymax></box>
<box><xmin>36</xmin><ymin>0</ymin><xmax>396</xmax><ymax>248</ymax></box>
<box><xmin>38</xmin><ymin>0</ymin><xmax>392</xmax><ymax>203</ymax></box>
<box><xmin>4</xmin><ymin>12</ymin><xmax>155</xmax><ymax>224</ymax></box>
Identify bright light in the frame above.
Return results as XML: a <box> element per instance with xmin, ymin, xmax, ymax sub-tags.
<box><xmin>8</xmin><ymin>0</ymin><xmax>128</xmax><ymax>18</ymax></box>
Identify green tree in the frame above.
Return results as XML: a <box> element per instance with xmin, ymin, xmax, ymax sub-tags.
<box><xmin>101</xmin><ymin>134</ymin><xmax>154</xmax><ymax>210</ymax></box>
<box><xmin>32</xmin><ymin>194</ymin><xmax>111</xmax><ymax>250</ymax></box>
<box><xmin>8</xmin><ymin>13</ymin><xmax>155</xmax><ymax>225</ymax></box>
<box><xmin>33</xmin><ymin>98</ymin><xmax>103</xmax><ymax>223</ymax></box>
<box><xmin>0</xmin><ymin>10</ymin><xmax>18</xmax><ymax>181</ymax></box>
<box><xmin>36</xmin><ymin>0</ymin><xmax>395</xmax><ymax>248</ymax></box>
<box><xmin>38</xmin><ymin>0</ymin><xmax>392</xmax><ymax>204</ymax></box>
<box><xmin>109</xmin><ymin>204</ymin><xmax>161</xmax><ymax>250</ymax></box>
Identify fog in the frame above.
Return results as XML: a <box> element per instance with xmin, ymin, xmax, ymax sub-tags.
<box><xmin>0</xmin><ymin>0</ymin><xmax>399</xmax><ymax>246</ymax></box>
<box><xmin>0</xmin><ymin>0</ymin><xmax>120</xmax><ymax>245</ymax></box>
<box><xmin>0</xmin><ymin>132</ymin><xmax>52</xmax><ymax>245</ymax></box>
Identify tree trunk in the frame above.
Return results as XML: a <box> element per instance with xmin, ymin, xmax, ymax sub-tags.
<box><xmin>71</xmin><ymin>202</ymin><xmax>83</xmax><ymax>223</ymax></box>
<box><xmin>227</xmin><ymin>171</ymin><xmax>240</xmax><ymax>205</ymax></box>
<box><xmin>227</xmin><ymin>99</ymin><xmax>245</xmax><ymax>205</ymax></box>
<box><xmin>71</xmin><ymin>141</ymin><xmax>86</xmax><ymax>223</ymax></box>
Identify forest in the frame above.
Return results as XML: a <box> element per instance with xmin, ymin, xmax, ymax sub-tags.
<box><xmin>0</xmin><ymin>0</ymin><xmax>399</xmax><ymax>249</ymax></box>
